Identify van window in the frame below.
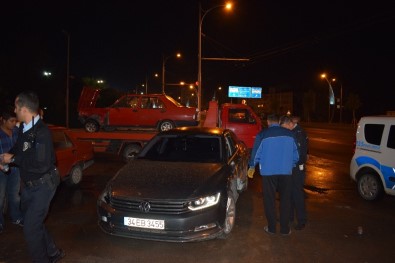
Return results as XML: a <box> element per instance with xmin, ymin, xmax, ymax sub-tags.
<box><xmin>387</xmin><ymin>125</ymin><xmax>395</xmax><ymax>149</ymax></box>
<box><xmin>364</xmin><ymin>124</ymin><xmax>384</xmax><ymax>146</ymax></box>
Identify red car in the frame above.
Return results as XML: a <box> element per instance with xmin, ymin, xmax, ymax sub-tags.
<box><xmin>78</xmin><ymin>87</ymin><xmax>199</xmax><ymax>132</ymax></box>
<box><xmin>50</xmin><ymin>126</ymin><xmax>94</xmax><ymax>185</ymax></box>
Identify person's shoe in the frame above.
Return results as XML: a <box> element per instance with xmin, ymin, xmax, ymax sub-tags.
<box><xmin>281</xmin><ymin>229</ymin><xmax>292</xmax><ymax>236</ymax></box>
<box><xmin>49</xmin><ymin>249</ymin><xmax>65</xmax><ymax>263</ymax></box>
<box><xmin>264</xmin><ymin>226</ymin><xmax>275</xmax><ymax>235</ymax></box>
<box><xmin>12</xmin><ymin>219</ymin><xmax>24</xmax><ymax>227</ymax></box>
<box><xmin>294</xmin><ymin>223</ymin><xmax>306</xmax><ymax>230</ymax></box>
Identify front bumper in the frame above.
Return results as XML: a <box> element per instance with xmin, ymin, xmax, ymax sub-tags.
<box><xmin>97</xmin><ymin>200</ymin><xmax>226</xmax><ymax>242</ymax></box>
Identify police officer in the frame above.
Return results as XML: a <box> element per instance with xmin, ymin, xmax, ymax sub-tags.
<box><xmin>0</xmin><ymin>91</ymin><xmax>65</xmax><ymax>262</ymax></box>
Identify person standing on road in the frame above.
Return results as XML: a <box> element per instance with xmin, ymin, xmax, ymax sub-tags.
<box><xmin>247</xmin><ymin>126</ymin><xmax>266</xmax><ymax>179</ymax></box>
<box><xmin>0</xmin><ymin>91</ymin><xmax>65</xmax><ymax>262</ymax></box>
<box><xmin>0</xmin><ymin>107</ymin><xmax>24</xmax><ymax>234</ymax></box>
<box><xmin>280</xmin><ymin>115</ymin><xmax>309</xmax><ymax>230</ymax></box>
<box><xmin>253</xmin><ymin>114</ymin><xmax>299</xmax><ymax>235</ymax></box>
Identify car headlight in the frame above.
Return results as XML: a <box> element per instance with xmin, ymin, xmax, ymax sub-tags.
<box><xmin>99</xmin><ymin>185</ymin><xmax>112</xmax><ymax>204</ymax></box>
<box><xmin>188</xmin><ymin>193</ymin><xmax>221</xmax><ymax>211</ymax></box>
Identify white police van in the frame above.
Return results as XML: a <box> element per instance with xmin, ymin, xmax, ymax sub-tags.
<box><xmin>350</xmin><ymin>116</ymin><xmax>395</xmax><ymax>201</ymax></box>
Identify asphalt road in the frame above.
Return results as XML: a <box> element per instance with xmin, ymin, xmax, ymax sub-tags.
<box><xmin>1</xmin><ymin>125</ymin><xmax>395</xmax><ymax>263</ymax></box>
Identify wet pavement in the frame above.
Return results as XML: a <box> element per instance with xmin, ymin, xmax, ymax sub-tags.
<box><xmin>1</xmin><ymin>125</ymin><xmax>395</xmax><ymax>263</ymax></box>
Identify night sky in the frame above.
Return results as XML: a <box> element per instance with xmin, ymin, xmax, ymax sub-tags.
<box><xmin>1</xmin><ymin>0</ymin><xmax>394</xmax><ymax>124</ymax></box>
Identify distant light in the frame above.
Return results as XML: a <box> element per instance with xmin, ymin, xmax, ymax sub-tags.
<box><xmin>225</xmin><ymin>2</ymin><xmax>233</xmax><ymax>10</ymax></box>
<box><xmin>97</xmin><ymin>80</ymin><xmax>104</xmax><ymax>84</ymax></box>
<box><xmin>43</xmin><ymin>71</ymin><xmax>52</xmax><ymax>77</ymax></box>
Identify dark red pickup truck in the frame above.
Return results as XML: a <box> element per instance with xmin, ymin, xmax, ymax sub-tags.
<box><xmin>78</xmin><ymin>87</ymin><xmax>199</xmax><ymax>132</ymax></box>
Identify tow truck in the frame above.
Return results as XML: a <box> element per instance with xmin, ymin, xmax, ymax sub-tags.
<box><xmin>72</xmin><ymin>88</ymin><xmax>262</xmax><ymax>161</ymax></box>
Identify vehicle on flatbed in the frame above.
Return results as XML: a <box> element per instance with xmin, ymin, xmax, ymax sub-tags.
<box><xmin>74</xmin><ymin>89</ymin><xmax>262</xmax><ymax>162</ymax></box>
<box><xmin>78</xmin><ymin>87</ymin><xmax>199</xmax><ymax>133</ymax></box>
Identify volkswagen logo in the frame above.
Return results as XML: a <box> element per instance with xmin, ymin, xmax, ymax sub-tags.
<box><xmin>139</xmin><ymin>201</ymin><xmax>151</xmax><ymax>213</ymax></box>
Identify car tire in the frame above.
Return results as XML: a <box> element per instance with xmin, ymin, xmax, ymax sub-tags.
<box><xmin>122</xmin><ymin>144</ymin><xmax>142</xmax><ymax>162</ymax></box>
<box><xmin>357</xmin><ymin>172</ymin><xmax>384</xmax><ymax>201</ymax></box>
<box><xmin>218</xmin><ymin>191</ymin><xmax>236</xmax><ymax>239</ymax></box>
<box><xmin>158</xmin><ymin>120</ymin><xmax>174</xmax><ymax>132</ymax></box>
<box><xmin>66</xmin><ymin>165</ymin><xmax>83</xmax><ymax>185</ymax></box>
<box><xmin>85</xmin><ymin>120</ymin><xmax>99</xmax><ymax>133</ymax></box>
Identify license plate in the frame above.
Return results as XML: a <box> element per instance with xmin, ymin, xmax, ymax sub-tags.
<box><xmin>124</xmin><ymin>217</ymin><xmax>165</xmax><ymax>230</ymax></box>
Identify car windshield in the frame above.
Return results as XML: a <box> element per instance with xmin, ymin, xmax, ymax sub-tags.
<box><xmin>140</xmin><ymin>135</ymin><xmax>221</xmax><ymax>163</ymax></box>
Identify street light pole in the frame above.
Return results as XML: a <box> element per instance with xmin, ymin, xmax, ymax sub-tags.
<box><xmin>320</xmin><ymin>74</ymin><xmax>335</xmax><ymax>123</ymax></box>
<box><xmin>63</xmin><ymin>30</ymin><xmax>70</xmax><ymax>128</ymax></box>
<box><xmin>162</xmin><ymin>53</ymin><xmax>181</xmax><ymax>94</ymax></box>
<box><xmin>340</xmin><ymin>83</ymin><xmax>343</xmax><ymax>123</ymax></box>
<box><xmin>198</xmin><ymin>2</ymin><xmax>232</xmax><ymax>115</ymax></box>
<box><xmin>162</xmin><ymin>54</ymin><xmax>166</xmax><ymax>94</ymax></box>
<box><xmin>198</xmin><ymin>2</ymin><xmax>202</xmax><ymax>114</ymax></box>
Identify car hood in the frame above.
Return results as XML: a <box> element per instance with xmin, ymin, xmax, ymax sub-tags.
<box><xmin>108</xmin><ymin>160</ymin><xmax>227</xmax><ymax>200</ymax></box>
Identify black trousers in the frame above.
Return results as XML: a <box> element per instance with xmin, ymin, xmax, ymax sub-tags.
<box><xmin>291</xmin><ymin>166</ymin><xmax>307</xmax><ymax>225</ymax></box>
<box><xmin>262</xmin><ymin>175</ymin><xmax>292</xmax><ymax>234</ymax></box>
<box><xmin>21</xmin><ymin>178</ymin><xmax>58</xmax><ymax>262</ymax></box>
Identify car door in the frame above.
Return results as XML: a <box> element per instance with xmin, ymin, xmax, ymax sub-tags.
<box><xmin>381</xmin><ymin>124</ymin><xmax>395</xmax><ymax>192</ymax></box>
<box><xmin>52</xmin><ymin>130</ymin><xmax>77</xmax><ymax>178</ymax></box>
<box><xmin>107</xmin><ymin>95</ymin><xmax>140</xmax><ymax>126</ymax></box>
<box><xmin>135</xmin><ymin>96</ymin><xmax>167</xmax><ymax>127</ymax></box>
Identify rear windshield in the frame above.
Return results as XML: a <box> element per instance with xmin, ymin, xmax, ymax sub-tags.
<box><xmin>165</xmin><ymin>95</ymin><xmax>182</xmax><ymax>107</ymax></box>
<box><xmin>140</xmin><ymin>135</ymin><xmax>221</xmax><ymax>163</ymax></box>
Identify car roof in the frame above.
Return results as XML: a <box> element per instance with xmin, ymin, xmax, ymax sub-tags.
<box><xmin>359</xmin><ymin>116</ymin><xmax>395</xmax><ymax>123</ymax></box>
<box><xmin>159</xmin><ymin>126</ymin><xmax>226</xmax><ymax>137</ymax></box>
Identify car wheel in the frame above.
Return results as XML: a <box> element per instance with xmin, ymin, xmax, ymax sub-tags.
<box><xmin>219</xmin><ymin>192</ymin><xmax>236</xmax><ymax>239</ymax></box>
<box><xmin>159</xmin><ymin>120</ymin><xmax>174</xmax><ymax>131</ymax></box>
<box><xmin>85</xmin><ymin>120</ymin><xmax>99</xmax><ymax>133</ymax></box>
<box><xmin>357</xmin><ymin>173</ymin><xmax>384</xmax><ymax>201</ymax></box>
<box><xmin>66</xmin><ymin>165</ymin><xmax>83</xmax><ymax>185</ymax></box>
<box><xmin>122</xmin><ymin>144</ymin><xmax>142</xmax><ymax>162</ymax></box>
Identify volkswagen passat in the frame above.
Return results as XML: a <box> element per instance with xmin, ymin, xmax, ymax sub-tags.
<box><xmin>97</xmin><ymin>127</ymin><xmax>249</xmax><ymax>242</ymax></box>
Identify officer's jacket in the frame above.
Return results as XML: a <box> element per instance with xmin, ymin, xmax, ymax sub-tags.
<box><xmin>10</xmin><ymin>118</ymin><xmax>56</xmax><ymax>183</ymax></box>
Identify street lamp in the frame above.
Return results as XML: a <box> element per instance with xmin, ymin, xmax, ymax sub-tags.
<box><xmin>320</xmin><ymin>74</ymin><xmax>336</xmax><ymax>123</ymax></box>
<box><xmin>43</xmin><ymin>71</ymin><xmax>52</xmax><ymax>77</ymax></box>
<box><xmin>162</xmin><ymin>53</ymin><xmax>181</xmax><ymax>94</ymax></box>
<box><xmin>198</xmin><ymin>2</ymin><xmax>232</xmax><ymax>114</ymax></box>
<box><xmin>63</xmin><ymin>31</ymin><xmax>70</xmax><ymax>128</ymax></box>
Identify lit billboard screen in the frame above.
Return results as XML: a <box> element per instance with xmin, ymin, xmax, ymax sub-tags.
<box><xmin>228</xmin><ymin>86</ymin><xmax>262</xmax><ymax>98</ymax></box>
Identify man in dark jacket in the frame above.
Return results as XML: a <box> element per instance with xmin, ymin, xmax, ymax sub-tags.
<box><xmin>0</xmin><ymin>91</ymin><xmax>65</xmax><ymax>262</ymax></box>
<box><xmin>290</xmin><ymin>116</ymin><xmax>309</xmax><ymax>230</ymax></box>
<box><xmin>253</xmin><ymin>114</ymin><xmax>299</xmax><ymax>235</ymax></box>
